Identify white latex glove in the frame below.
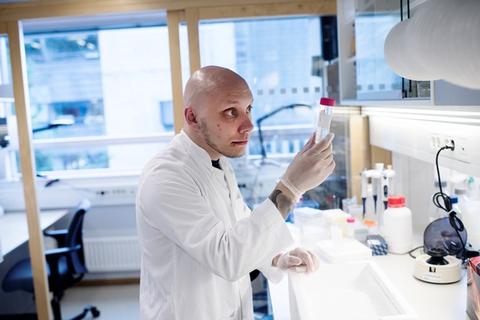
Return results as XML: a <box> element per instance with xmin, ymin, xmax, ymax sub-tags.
<box><xmin>280</xmin><ymin>132</ymin><xmax>335</xmax><ymax>199</ymax></box>
<box><xmin>273</xmin><ymin>247</ymin><xmax>320</xmax><ymax>273</ymax></box>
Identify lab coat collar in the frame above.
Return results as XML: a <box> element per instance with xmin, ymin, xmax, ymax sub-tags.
<box><xmin>178</xmin><ymin>130</ymin><xmax>225</xmax><ymax>174</ymax></box>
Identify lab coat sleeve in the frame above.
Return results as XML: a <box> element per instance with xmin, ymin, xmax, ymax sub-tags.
<box><xmin>139</xmin><ymin>164</ymin><xmax>295</xmax><ymax>282</ymax></box>
<box><xmin>229</xmin><ymin>177</ymin><xmax>293</xmax><ymax>283</ymax></box>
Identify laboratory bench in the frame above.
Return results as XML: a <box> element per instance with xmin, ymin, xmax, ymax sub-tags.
<box><xmin>374</xmin><ymin>254</ymin><xmax>467</xmax><ymax>320</ymax></box>
<box><xmin>269</xmin><ymin>240</ymin><xmax>469</xmax><ymax>320</ymax></box>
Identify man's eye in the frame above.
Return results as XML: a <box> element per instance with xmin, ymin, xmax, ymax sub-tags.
<box><xmin>224</xmin><ymin>109</ymin><xmax>237</xmax><ymax>118</ymax></box>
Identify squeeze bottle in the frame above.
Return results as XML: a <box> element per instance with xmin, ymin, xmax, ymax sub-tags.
<box><xmin>382</xmin><ymin>195</ymin><xmax>412</xmax><ymax>254</ymax></box>
<box><xmin>315</xmin><ymin>97</ymin><xmax>335</xmax><ymax>143</ymax></box>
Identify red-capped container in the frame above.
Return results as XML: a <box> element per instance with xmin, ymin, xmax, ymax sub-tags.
<box><xmin>382</xmin><ymin>195</ymin><xmax>412</xmax><ymax>254</ymax></box>
<box><xmin>320</xmin><ymin>97</ymin><xmax>335</xmax><ymax>106</ymax></box>
<box><xmin>387</xmin><ymin>195</ymin><xmax>406</xmax><ymax>208</ymax></box>
<box><xmin>316</xmin><ymin>97</ymin><xmax>335</xmax><ymax>143</ymax></box>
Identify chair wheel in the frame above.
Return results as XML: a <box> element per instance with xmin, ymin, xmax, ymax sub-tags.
<box><xmin>90</xmin><ymin>306</ymin><xmax>100</xmax><ymax>318</ymax></box>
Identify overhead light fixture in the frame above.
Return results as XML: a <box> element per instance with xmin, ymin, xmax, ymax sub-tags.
<box><xmin>384</xmin><ymin>0</ymin><xmax>480</xmax><ymax>90</ymax></box>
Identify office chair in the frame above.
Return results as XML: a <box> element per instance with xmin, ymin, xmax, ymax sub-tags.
<box><xmin>2</xmin><ymin>199</ymin><xmax>100</xmax><ymax>320</ymax></box>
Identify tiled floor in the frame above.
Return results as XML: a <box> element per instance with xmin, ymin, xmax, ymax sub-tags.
<box><xmin>62</xmin><ymin>284</ymin><xmax>139</xmax><ymax>320</ymax></box>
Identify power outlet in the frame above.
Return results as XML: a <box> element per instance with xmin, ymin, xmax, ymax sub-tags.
<box><xmin>452</xmin><ymin>136</ymin><xmax>470</xmax><ymax>163</ymax></box>
<box><xmin>92</xmin><ymin>186</ymin><xmax>137</xmax><ymax>200</ymax></box>
<box><xmin>429</xmin><ymin>134</ymin><xmax>470</xmax><ymax>163</ymax></box>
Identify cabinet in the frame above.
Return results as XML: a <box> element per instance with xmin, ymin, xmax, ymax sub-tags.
<box><xmin>337</xmin><ymin>0</ymin><xmax>480</xmax><ymax>106</ymax></box>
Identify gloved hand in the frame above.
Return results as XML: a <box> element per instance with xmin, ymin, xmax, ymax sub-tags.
<box><xmin>281</xmin><ymin>133</ymin><xmax>335</xmax><ymax>199</ymax></box>
<box><xmin>273</xmin><ymin>247</ymin><xmax>320</xmax><ymax>273</ymax></box>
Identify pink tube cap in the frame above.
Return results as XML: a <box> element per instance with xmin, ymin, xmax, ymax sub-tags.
<box><xmin>320</xmin><ymin>97</ymin><xmax>335</xmax><ymax>106</ymax></box>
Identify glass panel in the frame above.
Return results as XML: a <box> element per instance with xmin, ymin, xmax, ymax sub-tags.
<box><xmin>17</xmin><ymin>140</ymin><xmax>172</xmax><ymax>173</ymax></box>
<box><xmin>355</xmin><ymin>13</ymin><xmax>402</xmax><ymax>99</ymax></box>
<box><xmin>354</xmin><ymin>0</ymin><xmax>430</xmax><ymax>100</ymax></box>
<box><xmin>200</xmin><ymin>17</ymin><xmax>322</xmax><ymax>125</ymax></box>
<box><xmin>0</xmin><ymin>34</ymin><xmax>38</xmax><ymax>318</ymax></box>
<box><xmin>198</xmin><ymin>17</ymin><xmax>348</xmax><ymax>210</ymax></box>
<box><xmin>0</xmin><ymin>35</ymin><xmax>16</xmax><ymax>180</ymax></box>
<box><xmin>21</xmin><ymin>23</ymin><xmax>175</xmax><ymax>173</ymax></box>
<box><xmin>0</xmin><ymin>35</ymin><xmax>12</xmax><ymax>89</ymax></box>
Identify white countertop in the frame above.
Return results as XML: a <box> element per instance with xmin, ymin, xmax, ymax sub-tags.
<box><xmin>269</xmin><ymin>223</ymin><xmax>470</xmax><ymax>320</ymax></box>
<box><xmin>0</xmin><ymin>210</ymin><xmax>68</xmax><ymax>258</ymax></box>
<box><xmin>374</xmin><ymin>254</ymin><xmax>468</xmax><ymax>320</ymax></box>
<box><xmin>270</xmin><ymin>253</ymin><xmax>468</xmax><ymax>320</ymax></box>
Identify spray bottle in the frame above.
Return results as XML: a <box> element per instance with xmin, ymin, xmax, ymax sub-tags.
<box><xmin>315</xmin><ymin>97</ymin><xmax>335</xmax><ymax>143</ymax></box>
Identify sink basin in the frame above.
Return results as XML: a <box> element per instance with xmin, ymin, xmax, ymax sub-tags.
<box><xmin>288</xmin><ymin>260</ymin><xmax>418</xmax><ymax>320</ymax></box>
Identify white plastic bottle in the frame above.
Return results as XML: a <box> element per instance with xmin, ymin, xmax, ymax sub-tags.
<box><xmin>382</xmin><ymin>195</ymin><xmax>412</xmax><ymax>254</ymax></box>
<box><xmin>450</xmin><ymin>195</ymin><xmax>461</xmax><ymax>218</ymax></box>
<box><xmin>459</xmin><ymin>182</ymin><xmax>480</xmax><ymax>250</ymax></box>
<box><xmin>454</xmin><ymin>188</ymin><xmax>467</xmax><ymax>220</ymax></box>
<box><xmin>315</xmin><ymin>97</ymin><xmax>335</xmax><ymax>143</ymax></box>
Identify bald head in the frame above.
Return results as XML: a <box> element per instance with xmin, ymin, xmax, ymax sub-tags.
<box><xmin>182</xmin><ymin>66</ymin><xmax>254</xmax><ymax>159</ymax></box>
<box><xmin>183</xmin><ymin>66</ymin><xmax>251</xmax><ymax>110</ymax></box>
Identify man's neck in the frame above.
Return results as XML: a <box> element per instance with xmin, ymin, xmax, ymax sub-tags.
<box><xmin>183</xmin><ymin>128</ymin><xmax>220</xmax><ymax>160</ymax></box>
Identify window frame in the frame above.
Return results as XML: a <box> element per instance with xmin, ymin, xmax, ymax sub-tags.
<box><xmin>5</xmin><ymin>20</ymin><xmax>180</xmax><ymax>178</ymax></box>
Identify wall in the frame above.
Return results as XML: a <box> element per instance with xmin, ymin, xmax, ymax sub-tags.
<box><xmin>368</xmin><ymin>108</ymin><xmax>480</xmax><ymax>236</ymax></box>
<box><xmin>392</xmin><ymin>152</ymin><xmax>440</xmax><ymax>234</ymax></box>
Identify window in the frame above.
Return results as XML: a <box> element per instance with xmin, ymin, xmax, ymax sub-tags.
<box><xmin>199</xmin><ymin>17</ymin><xmax>323</xmax><ymax>156</ymax></box>
<box><xmin>355</xmin><ymin>13</ymin><xmax>402</xmax><ymax>99</ymax></box>
<box><xmin>198</xmin><ymin>16</ymin><xmax>348</xmax><ymax>209</ymax></box>
<box><xmin>6</xmin><ymin>20</ymin><xmax>178</xmax><ymax>175</ymax></box>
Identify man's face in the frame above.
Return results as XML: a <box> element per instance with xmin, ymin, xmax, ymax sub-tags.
<box><xmin>197</xmin><ymin>86</ymin><xmax>254</xmax><ymax>159</ymax></box>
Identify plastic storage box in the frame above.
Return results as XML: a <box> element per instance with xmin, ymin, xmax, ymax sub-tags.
<box><xmin>288</xmin><ymin>260</ymin><xmax>418</xmax><ymax>320</ymax></box>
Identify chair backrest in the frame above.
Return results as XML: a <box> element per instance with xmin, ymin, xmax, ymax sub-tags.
<box><xmin>65</xmin><ymin>198</ymin><xmax>91</xmax><ymax>274</ymax></box>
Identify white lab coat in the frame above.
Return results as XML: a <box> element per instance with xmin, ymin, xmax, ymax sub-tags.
<box><xmin>136</xmin><ymin>131</ymin><xmax>294</xmax><ymax>320</ymax></box>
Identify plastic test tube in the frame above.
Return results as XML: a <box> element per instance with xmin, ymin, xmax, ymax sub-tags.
<box><xmin>315</xmin><ymin>97</ymin><xmax>335</xmax><ymax>144</ymax></box>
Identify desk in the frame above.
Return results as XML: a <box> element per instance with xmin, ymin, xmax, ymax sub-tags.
<box><xmin>0</xmin><ymin>210</ymin><xmax>68</xmax><ymax>259</ymax></box>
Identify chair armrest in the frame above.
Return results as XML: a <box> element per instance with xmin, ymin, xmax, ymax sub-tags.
<box><xmin>45</xmin><ymin>245</ymin><xmax>82</xmax><ymax>277</ymax></box>
<box><xmin>43</xmin><ymin>229</ymin><xmax>68</xmax><ymax>247</ymax></box>
<box><xmin>45</xmin><ymin>245</ymin><xmax>81</xmax><ymax>259</ymax></box>
<box><xmin>45</xmin><ymin>244</ymin><xmax>82</xmax><ymax>281</ymax></box>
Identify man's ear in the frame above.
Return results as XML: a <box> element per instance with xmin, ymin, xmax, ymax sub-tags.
<box><xmin>184</xmin><ymin>107</ymin><xmax>198</xmax><ymax>126</ymax></box>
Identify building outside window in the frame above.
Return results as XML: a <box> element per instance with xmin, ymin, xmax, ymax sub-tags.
<box><xmin>198</xmin><ymin>16</ymin><xmax>347</xmax><ymax>209</ymax></box>
<box><xmin>19</xmin><ymin>22</ymin><xmax>177</xmax><ymax>175</ymax></box>
<box><xmin>0</xmin><ymin>15</ymin><xmax>348</xmax><ymax>209</ymax></box>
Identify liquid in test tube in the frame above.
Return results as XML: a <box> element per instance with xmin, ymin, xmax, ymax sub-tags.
<box><xmin>315</xmin><ymin>97</ymin><xmax>335</xmax><ymax>143</ymax></box>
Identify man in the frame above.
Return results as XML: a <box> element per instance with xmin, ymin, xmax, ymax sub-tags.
<box><xmin>136</xmin><ymin>66</ymin><xmax>335</xmax><ymax>319</ymax></box>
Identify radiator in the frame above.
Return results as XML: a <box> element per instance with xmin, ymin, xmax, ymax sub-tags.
<box><xmin>84</xmin><ymin>235</ymin><xmax>140</xmax><ymax>272</ymax></box>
